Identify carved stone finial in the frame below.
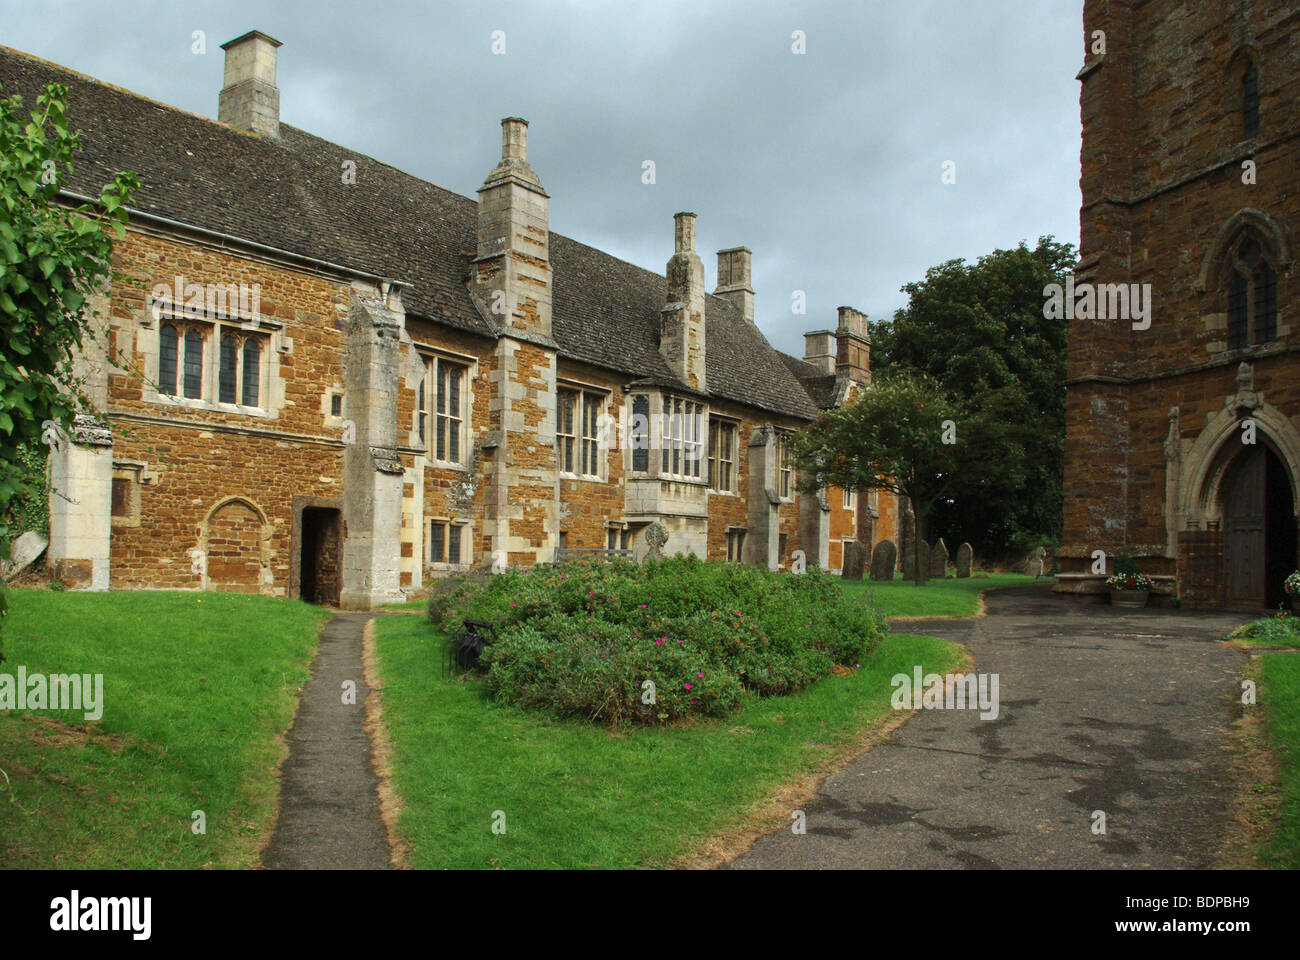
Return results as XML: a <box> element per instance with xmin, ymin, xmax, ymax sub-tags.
<box><xmin>1163</xmin><ymin>406</ymin><xmax>1181</xmax><ymax>461</ymax></box>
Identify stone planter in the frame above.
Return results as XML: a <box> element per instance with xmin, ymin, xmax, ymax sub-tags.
<box><xmin>1109</xmin><ymin>589</ymin><xmax>1149</xmax><ymax>609</ymax></box>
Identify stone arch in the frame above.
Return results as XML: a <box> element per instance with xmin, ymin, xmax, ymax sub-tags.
<box><xmin>1179</xmin><ymin>400</ymin><xmax>1300</xmax><ymax>526</ymax></box>
<box><xmin>197</xmin><ymin>496</ymin><xmax>275</xmax><ymax>594</ymax></box>
<box><xmin>1195</xmin><ymin>208</ymin><xmax>1292</xmax><ymax>293</ymax></box>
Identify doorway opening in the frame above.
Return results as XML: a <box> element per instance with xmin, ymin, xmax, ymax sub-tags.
<box><xmin>300</xmin><ymin>507</ymin><xmax>342</xmax><ymax>606</ymax></box>
<box><xmin>1222</xmin><ymin>444</ymin><xmax>1297</xmax><ymax>609</ymax></box>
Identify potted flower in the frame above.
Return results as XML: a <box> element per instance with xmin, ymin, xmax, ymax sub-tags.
<box><xmin>1285</xmin><ymin>571</ymin><xmax>1299</xmax><ymax>598</ymax></box>
<box><xmin>1106</xmin><ymin>571</ymin><xmax>1153</xmax><ymax>608</ymax></box>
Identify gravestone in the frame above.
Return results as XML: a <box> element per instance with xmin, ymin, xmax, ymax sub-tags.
<box><xmin>643</xmin><ymin>522</ymin><xmax>669</xmax><ymax>560</ymax></box>
<box><xmin>869</xmin><ymin>539</ymin><xmax>896</xmax><ymax>581</ymax></box>
<box><xmin>841</xmin><ymin>540</ymin><xmax>867</xmax><ymax>580</ymax></box>
<box><xmin>1022</xmin><ymin>545</ymin><xmax>1047</xmax><ymax>577</ymax></box>
<box><xmin>930</xmin><ymin>538</ymin><xmax>949</xmax><ymax>579</ymax></box>
<box><xmin>1</xmin><ymin>530</ymin><xmax>47</xmax><ymax>581</ymax></box>
<box><xmin>955</xmin><ymin>542</ymin><xmax>973</xmax><ymax>578</ymax></box>
<box><xmin>901</xmin><ymin>542</ymin><xmax>914</xmax><ymax>579</ymax></box>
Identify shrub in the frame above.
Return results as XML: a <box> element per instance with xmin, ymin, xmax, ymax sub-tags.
<box><xmin>1235</xmin><ymin>614</ymin><xmax>1300</xmax><ymax>647</ymax></box>
<box><xmin>438</xmin><ymin>556</ymin><xmax>887</xmax><ymax>725</ymax></box>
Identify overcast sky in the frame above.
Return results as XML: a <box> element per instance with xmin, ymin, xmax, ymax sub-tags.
<box><xmin>2</xmin><ymin>0</ymin><xmax>1083</xmax><ymax>358</ymax></box>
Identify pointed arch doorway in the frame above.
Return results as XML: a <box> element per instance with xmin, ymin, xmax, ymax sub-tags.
<box><xmin>1221</xmin><ymin>443</ymin><xmax>1297</xmax><ymax>609</ymax></box>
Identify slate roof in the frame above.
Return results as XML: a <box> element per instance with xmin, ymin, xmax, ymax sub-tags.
<box><xmin>0</xmin><ymin>45</ymin><xmax>820</xmax><ymax>420</ymax></box>
<box><xmin>778</xmin><ymin>353</ymin><xmax>841</xmax><ymax>410</ymax></box>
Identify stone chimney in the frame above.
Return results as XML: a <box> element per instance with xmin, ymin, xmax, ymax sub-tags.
<box><xmin>661</xmin><ymin>212</ymin><xmax>707</xmax><ymax>391</ymax></box>
<box><xmin>715</xmin><ymin>247</ymin><xmax>754</xmax><ymax>322</ymax></box>
<box><xmin>218</xmin><ymin>30</ymin><xmax>283</xmax><ymax>138</ymax></box>
<box><xmin>474</xmin><ymin>118</ymin><xmax>552</xmax><ymax>337</ymax></box>
<box><xmin>802</xmin><ymin>330</ymin><xmax>836</xmax><ymax>374</ymax></box>
<box><xmin>835</xmin><ymin>306</ymin><xmax>871</xmax><ymax>383</ymax></box>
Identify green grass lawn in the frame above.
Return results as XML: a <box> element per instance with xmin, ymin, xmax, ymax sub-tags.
<box><xmin>1259</xmin><ymin>652</ymin><xmax>1300</xmax><ymax>868</ymax></box>
<box><xmin>0</xmin><ymin>590</ymin><xmax>331</xmax><ymax>869</ymax></box>
<box><xmin>373</xmin><ymin>612</ymin><xmax>964</xmax><ymax>869</ymax></box>
<box><xmin>841</xmin><ymin>572</ymin><xmax>1045</xmax><ymax>619</ymax></box>
<box><xmin>380</xmin><ymin>598</ymin><xmax>428</xmax><ymax>611</ymax></box>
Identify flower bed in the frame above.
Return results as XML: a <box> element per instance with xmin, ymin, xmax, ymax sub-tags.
<box><xmin>429</xmin><ymin>556</ymin><xmax>887</xmax><ymax>725</ymax></box>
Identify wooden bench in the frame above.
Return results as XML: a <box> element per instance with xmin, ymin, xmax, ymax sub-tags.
<box><xmin>552</xmin><ymin>547</ymin><xmax>634</xmax><ymax>564</ymax></box>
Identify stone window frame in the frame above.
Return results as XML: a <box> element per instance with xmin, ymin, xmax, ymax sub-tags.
<box><xmin>556</xmin><ymin>381</ymin><xmax>608</xmax><ymax>481</ymax></box>
<box><xmin>775</xmin><ymin>429</ymin><xmax>796</xmax><ymax>501</ymax></box>
<box><xmin>661</xmin><ymin>394</ymin><xmax>705</xmax><ymax>483</ymax></box>
<box><xmin>417</xmin><ymin>352</ymin><xmax>471</xmax><ymax>468</ymax></box>
<box><xmin>322</xmin><ymin>387</ymin><xmax>349</xmax><ymax>438</ymax></box>
<box><xmin>410</xmin><ymin>346</ymin><xmax>478</xmax><ymax>468</ymax></box>
<box><xmin>1223</xmin><ymin>229</ymin><xmax>1279</xmax><ymax>350</ymax></box>
<box><xmin>726</xmin><ymin>526</ymin><xmax>746</xmax><ymax>563</ymax></box>
<box><xmin>427</xmin><ymin>517</ymin><xmax>472</xmax><ymax>570</ymax></box>
<box><xmin>110</xmin><ymin>460</ymin><xmax>146</xmax><ymax>527</ymax></box>
<box><xmin>629</xmin><ymin>394</ymin><xmax>651</xmax><ymax>474</ymax></box>
<box><xmin>605</xmin><ymin>520</ymin><xmax>632</xmax><ymax>551</ymax></box>
<box><xmin>215</xmin><ymin>326</ymin><xmax>266</xmax><ymax>407</ymax></box>
<box><xmin>707</xmin><ymin>415</ymin><xmax>739</xmax><ymax>494</ymax></box>
<box><xmin>143</xmin><ymin>298</ymin><xmax>279</xmax><ymax>419</ymax></box>
<box><xmin>842</xmin><ymin>485</ymin><xmax>855</xmax><ymax>511</ymax></box>
<box><xmin>1226</xmin><ymin>47</ymin><xmax>1261</xmax><ymax>143</ymax></box>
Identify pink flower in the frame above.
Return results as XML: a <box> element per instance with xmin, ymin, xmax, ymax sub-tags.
<box><xmin>697</xmin><ymin>672</ymin><xmax>704</xmax><ymax>678</ymax></box>
<box><xmin>655</xmin><ymin>638</ymin><xmax>664</xmax><ymax>645</ymax></box>
<box><xmin>640</xmin><ymin>604</ymin><xmax>647</xmax><ymax>609</ymax></box>
<box><xmin>684</xmin><ymin>683</ymin><xmax>692</xmax><ymax>690</ymax></box>
<box><xmin>677</xmin><ymin>639</ymin><xmax>684</xmax><ymax>644</ymax></box>
<box><xmin>510</xmin><ymin>603</ymin><xmax>517</xmax><ymax>608</ymax></box>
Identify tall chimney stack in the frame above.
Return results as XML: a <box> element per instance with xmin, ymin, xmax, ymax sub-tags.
<box><xmin>834</xmin><ymin>306</ymin><xmax>871</xmax><ymax>383</ymax></box>
<box><xmin>218</xmin><ymin>30</ymin><xmax>283</xmax><ymax>138</ymax></box>
<box><xmin>715</xmin><ymin>247</ymin><xmax>754</xmax><ymax>322</ymax></box>
<box><xmin>474</xmin><ymin>118</ymin><xmax>552</xmax><ymax>337</ymax></box>
<box><xmin>661</xmin><ymin>213</ymin><xmax>707</xmax><ymax>391</ymax></box>
<box><xmin>802</xmin><ymin>330</ymin><xmax>836</xmax><ymax>374</ymax></box>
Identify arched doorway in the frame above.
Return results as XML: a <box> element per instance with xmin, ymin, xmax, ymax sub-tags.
<box><xmin>1222</xmin><ymin>443</ymin><xmax>1297</xmax><ymax>608</ymax></box>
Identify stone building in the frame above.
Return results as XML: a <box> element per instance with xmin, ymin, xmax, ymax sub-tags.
<box><xmin>2</xmin><ymin>31</ymin><xmax>898</xmax><ymax>607</ymax></box>
<box><xmin>1058</xmin><ymin>1</ymin><xmax>1299</xmax><ymax>609</ymax></box>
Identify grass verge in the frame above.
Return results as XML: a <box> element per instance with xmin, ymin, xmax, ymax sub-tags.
<box><xmin>0</xmin><ymin>590</ymin><xmax>331</xmax><ymax>868</ymax></box>
<box><xmin>373</xmin><ymin>612</ymin><xmax>963</xmax><ymax>869</ymax></box>
<box><xmin>841</xmin><ymin>572</ymin><xmax>1044</xmax><ymax>619</ymax></box>
<box><xmin>1258</xmin><ymin>651</ymin><xmax>1300</xmax><ymax>868</ymax></box>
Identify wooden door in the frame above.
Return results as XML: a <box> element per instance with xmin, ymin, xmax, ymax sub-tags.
<box><xmin>1224</xmin><ymin>447</ymin><xmax>1266</xmax><ymax>607</ymax></box>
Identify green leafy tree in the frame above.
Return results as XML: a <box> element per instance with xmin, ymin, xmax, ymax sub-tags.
<box><xmin>791</xmin><ymin>371</ymin><xmax>1021</xmax><ymax>584</ymax></box>
<box><xmin>0</xmin><ymin>81</ymin><xmax>137</xmax><ymax>654</ymax></box>
<box><xmin>869</xmin><ymin>237</ymin><xmax>1075</xmax><ymax>560</ymax></box>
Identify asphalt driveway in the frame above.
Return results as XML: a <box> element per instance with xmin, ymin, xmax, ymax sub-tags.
<box><xmin>731</xmin><ymin>585</ymin><xmax>1256</xmax><ymax>869</ymax></box>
